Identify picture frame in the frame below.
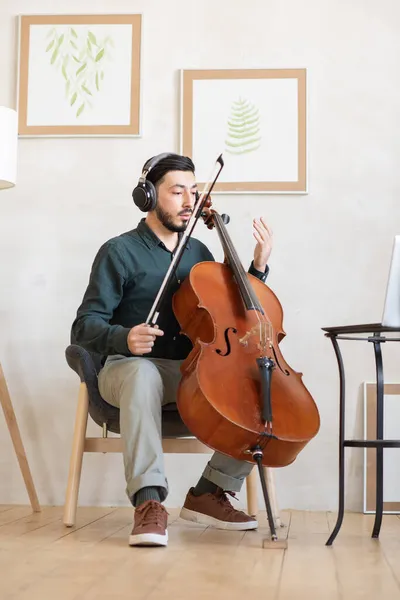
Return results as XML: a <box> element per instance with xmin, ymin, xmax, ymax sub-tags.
<box><xmin>363</xmin><ymin>382</ymin><xmax>400</xmax><ymax>514</ymax></box>
<box><xmin>17</xmin><ymin>14</ymin><xmax>142</xmax><ymax>137</ymax></box>
<box><xmin>180</xmin><ymin>68</ymin><xmax>307</xmax><ymax>194</ymax></box>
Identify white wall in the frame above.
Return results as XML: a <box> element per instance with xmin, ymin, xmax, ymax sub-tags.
<box><xmin>1</xmin><ymin>0</ymin><xmax>400</xmax><ymax>511</ymax></box>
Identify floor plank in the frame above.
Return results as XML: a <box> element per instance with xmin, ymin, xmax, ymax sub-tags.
<box><xmin>0</xmin><ymin>506</ymin><xmax>62</xmax><ymax>540</ymax></box>
<box><xmin>0</xmin><ymin>505</ymin><xmax>34</xmax><ymax>527</ymax></box>
<box><xmin>0</xmin><ymin>505</ymin><xmax>16</xmax><ymax>513</ymax></box>
<box><xmin>0</xmin><ymin>506</ymin><xmax>399</xmax><ymax>600</ymax></box>
<box><xmin>327</xmin><ymin>512</ymin><xmax>400</xmax><ymax>599</ymax></box>
<box><xmin>0</xmin><ymin>507</ymin><xmax>118</xmax><ymax>599</ymax></box>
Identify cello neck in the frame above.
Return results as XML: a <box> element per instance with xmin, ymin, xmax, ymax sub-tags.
<box><xmin>213</xmin><ymin>212</ymin><xmax>264</xmax><ymax>314</ymax></box>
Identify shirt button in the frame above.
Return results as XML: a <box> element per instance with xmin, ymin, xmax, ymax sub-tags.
<box><xmin>178</xmin><ymin>280</ymin><xmax>181</xmax><ymax>284</ymax></box>
<box><xmin>173</xmin><ymin>336</ymin><xmax>176</xmax><ymax>341</ymax></box>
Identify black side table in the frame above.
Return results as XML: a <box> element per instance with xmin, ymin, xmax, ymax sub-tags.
<box><xmin>322</xmin><ymin>323</ymin><xmax>400</xmax><ymax>545</ymax></box>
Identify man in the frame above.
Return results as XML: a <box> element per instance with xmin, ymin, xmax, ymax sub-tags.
<box><xmin>71</xmin><ymin>153</ymin><xmax>273</xmax><ymax>547</ymax></box>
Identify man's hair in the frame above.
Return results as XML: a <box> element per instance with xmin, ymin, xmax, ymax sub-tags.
<box><xmin>145</xmin><ymin>153</ymin><xmax>195</xmax><ymax>188</ymax></box>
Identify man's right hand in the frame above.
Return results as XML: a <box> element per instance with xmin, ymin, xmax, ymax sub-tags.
<box><xmin>127</xmin><ymin>323</ymin><xmax>164</xmax><ymax>355</ymax></box>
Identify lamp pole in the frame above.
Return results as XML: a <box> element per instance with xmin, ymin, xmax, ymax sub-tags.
<box><xmin>0</xmin><ymin>105</ymin><xmax>40</xmax><ymax>512</ymax></box>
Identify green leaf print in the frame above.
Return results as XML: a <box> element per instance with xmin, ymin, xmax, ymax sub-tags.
<box><xmin>225</xmin><ymin>98</ymin><xmax>261</xmax><ymax>155</ymax></box>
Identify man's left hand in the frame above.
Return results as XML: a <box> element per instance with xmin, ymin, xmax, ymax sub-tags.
<box><xmin>253</xmin><ymin>217</ymin><xmax>273</xmax><ymax>272</ymax></box>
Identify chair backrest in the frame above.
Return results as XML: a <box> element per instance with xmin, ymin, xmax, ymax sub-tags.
<box><xmin>65</xmin><ymin>344</ymin><xmax>121</xmax><ymax>433</ymax></box>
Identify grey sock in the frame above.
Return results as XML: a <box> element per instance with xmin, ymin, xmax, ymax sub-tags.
<box><xmin>192</xmin><ymin>476</ymin><xmax>219</xmax><ymax>497</ymax></box>
<box><xmin>133</xmin><ymin>486</ymin><xmax>161</xmax><ymax>507</ymax></box>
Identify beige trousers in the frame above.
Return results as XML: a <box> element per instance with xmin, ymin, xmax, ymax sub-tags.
<box><xmin>98</xmin><ymin>355</ymin><xmax>253</xmax><ymax>504</ymax></box>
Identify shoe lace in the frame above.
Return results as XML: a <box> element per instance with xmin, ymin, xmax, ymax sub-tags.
<box><xmin>215</xmin><ymin>489</ymin><xmax>243</xmax><ymax>514</ymax></box>
<box><xmin>137</xmin><ymin>501</ymin><xmax>168</xmax><ymax>526</ymax></box>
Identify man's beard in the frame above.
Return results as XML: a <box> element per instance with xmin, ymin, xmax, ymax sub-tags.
<box><xmin>155</xmin><ymin>205</ymin><xmax>191</xmax><ymax>233</ymax></box>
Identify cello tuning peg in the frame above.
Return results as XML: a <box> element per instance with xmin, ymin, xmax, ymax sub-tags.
<box><xmin>221</xmin><ymin>213</ymin><xmax>230</xmax><ymax>224</ymax></box>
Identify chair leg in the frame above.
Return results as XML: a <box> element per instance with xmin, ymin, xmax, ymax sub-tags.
<box><xmin>265</xmin><ymin>467</ymin><xmax>282</xmax><ymax>527</ymax></box>
<box><xmin>246</xmin><ymin>467</ymin><xmax>259</xmax><ymax>516</ymax></box>
<box><xmin>63</xmin><ymin>382</ymin><xmax>89</xmax><ymax>527</ymax></box>
<box><xmin>0</xmin><ymin>363</ymin><xmax>40</xmax><ymax>512</ymax></box>
<box><xmin>246</xmin><ymin>466</ymin><xmax>282</xmax><ymax>526</ymax></box>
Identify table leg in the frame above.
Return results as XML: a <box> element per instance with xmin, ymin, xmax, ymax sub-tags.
<box><xmin>372</xmin><ymin>339</ymin><xmax>384</xmax><ymax>538</ymax></box>
<box><xmin>326</xmin><ymin>335</ymin><xmax>346</xmax><ymax>546</ymax></box>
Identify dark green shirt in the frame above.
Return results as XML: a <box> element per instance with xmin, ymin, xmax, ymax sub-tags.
<box><xmin>72</xmin><ymin>219</ymin><xmax>269</xmax><ymax>360</ymax></box>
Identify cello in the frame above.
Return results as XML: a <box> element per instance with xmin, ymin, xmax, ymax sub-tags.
<box><xmin>147</xmin><ymin>155</ymin><xmax>320</xmax><ymax>541</ymax></box>
<box><xmin>173</xmin><ymin>206</ymin><xmax>320</xmax><ymax>467</ymax></box>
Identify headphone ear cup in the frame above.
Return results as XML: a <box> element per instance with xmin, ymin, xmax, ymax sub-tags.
<box><xmin>132</xmin><ymin>180</ymin><xmax>158</xmax><ymax>212</ymax></box>
<box><xmin>146</xmin><ymin>180</ymin><xmax>157</xmax><ymax>211</ymax></box>
<box><xmin>132</xmin><ymin>182</ymin><xmax>149</xmax><ymax>212</ymax></box>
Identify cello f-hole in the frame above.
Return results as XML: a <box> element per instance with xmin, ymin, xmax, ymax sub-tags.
<box><xmin>215</xmin><ymin>327</ymin><xmax>238</xmax><ymax>356</ymax></box>
<box><xmin>271</xmin><ymin>345</ymin><xmax>290</xmax><ymax>376</ymax></box>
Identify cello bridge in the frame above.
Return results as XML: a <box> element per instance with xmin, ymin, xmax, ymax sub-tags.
<box><xmin>239</xmin><ymin>322</ymin><xmax>272</xmax><ymax>351</ymax></box>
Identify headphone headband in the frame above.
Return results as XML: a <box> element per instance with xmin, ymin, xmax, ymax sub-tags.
<box><xmin>140</xmin><ymin>153</ymin><xmax>172</xmax><ymax>180</ymax></box>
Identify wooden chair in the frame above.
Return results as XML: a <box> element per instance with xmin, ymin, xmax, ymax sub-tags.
<box><xmin>63</xmin><ymin>345</ymin><xmax>280</xmax><ymax>527</ymax></box>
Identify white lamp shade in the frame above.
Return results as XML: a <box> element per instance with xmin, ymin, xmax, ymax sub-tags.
<box><xmin>0</xmin><ymin>106</ymin><xmax>17</xmax><ymax>189</ymax></box>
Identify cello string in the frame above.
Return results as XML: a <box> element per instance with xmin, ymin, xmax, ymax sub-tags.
<box><xmin>214</xmin><ymin>212</ymin><xmax>267</xmax><ymax>341</ymax></box>
<box><xmin>214</xmin><ymin>213</ymin><xmax>272</xmax><ymax>356</ymax></box>
<box><xmin>214</xmin><ymin>211</ymin><xmax>275</xmax><ymax>432</ymax></box>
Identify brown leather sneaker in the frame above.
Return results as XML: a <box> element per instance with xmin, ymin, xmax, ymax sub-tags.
<box><xmin>129</xmin><ymin>500</ymin><xmax>168</xmax><ymax>546</ymax></box>
<box><xmin>180</xmin><ymin>487</ymin><xmax>258</xmax><ymax>531</ymax></box>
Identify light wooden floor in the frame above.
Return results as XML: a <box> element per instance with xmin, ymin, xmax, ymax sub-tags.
<box><xmin>0</xmin><ymin>505</ymin><xmax>399</xmax><ymax>599</ymax></box>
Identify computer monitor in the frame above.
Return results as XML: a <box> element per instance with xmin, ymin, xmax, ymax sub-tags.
<box><xmin>382</xmin><ymin>235</ymin><xmax>400</xmax><ymax>327</ymax></box>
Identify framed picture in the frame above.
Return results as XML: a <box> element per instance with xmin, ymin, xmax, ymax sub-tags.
<box><xmin>17</xmin><ymin>14</ymin><xmax>142</xmax><ymax>137</ymax></box>
<box><xmin>180</xmin><ymin>68</ymin><xmax>307</xmax><ymax>193</ymax></box>
<box><xmin>363</xmin><ymin>382</ymin><xmax>400</xmax><ymax>514</ymax></box>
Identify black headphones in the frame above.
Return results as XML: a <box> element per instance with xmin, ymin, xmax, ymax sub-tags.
<box><xmin>132</xmin><ymin>153</ymin><xmax>172</xmax><ymax>212</ymax></box>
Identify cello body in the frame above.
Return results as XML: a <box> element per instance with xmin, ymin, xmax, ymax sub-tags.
<box><xmin>173</xmin><ymin>261</ymin><xmax>320</xmax><ymax>467</ymax></box>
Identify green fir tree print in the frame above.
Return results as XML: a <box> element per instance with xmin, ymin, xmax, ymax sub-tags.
<box><xmin>225</xmin><ymin>97</ymin><xmax>261</xmax><ymax>155</ymax></box>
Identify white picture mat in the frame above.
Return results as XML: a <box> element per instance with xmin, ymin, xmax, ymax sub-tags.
<box><xmin>363</xmin><ymin>383</ymin><xmax>400</xmax><ymax>513</ymax></box>
<box><xmin>26</xmin><ymin>24</ymin><xmax>133</xmax><ymax>127</ymax></box>
<box><xmin>191</xmin><ymin>78</ymin><xmax>299</xmax><ymax>184</ymax></box>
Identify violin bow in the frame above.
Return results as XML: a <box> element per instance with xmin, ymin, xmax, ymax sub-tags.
<box><xmin>145</xmin><ymin>154</ymin><xmax>224</xmax><ymax>327</ymax></box>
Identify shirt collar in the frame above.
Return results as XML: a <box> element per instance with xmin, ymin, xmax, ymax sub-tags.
<box><xmin>136</xmin><ymin>218</ymin><xmax>192</xmax><ymax>250</ymax></box>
